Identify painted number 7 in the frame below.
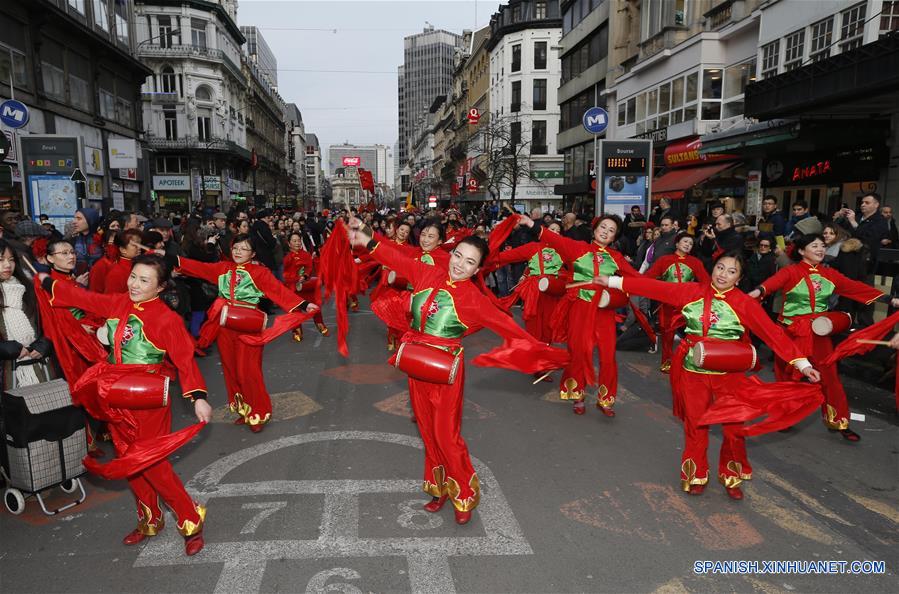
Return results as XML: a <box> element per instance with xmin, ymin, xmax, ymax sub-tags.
<box><xmin>240</xmin><ymin>501</ymin><xmax>288</xmax><ymax>534</ymax></box>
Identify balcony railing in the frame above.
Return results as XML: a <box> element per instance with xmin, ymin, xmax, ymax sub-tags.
<box><xmin>141</xmin><ymin>91</ymin><xmax>180</xmax><ymax>104</ymax></box>
<box><xmin>137</xmin><ymin>43</ymin><xmax>246</xmax><ymax>84</ymax></box>
<box><xmin>145</xmin><ymin>136</ymin><xmax>251</xmax><ymax>160</ymax></box>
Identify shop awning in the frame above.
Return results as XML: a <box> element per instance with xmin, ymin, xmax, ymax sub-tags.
<box><xmin>651</xmin><ymin>162</ymin><xmax>738</xmax><ymax>200</ymax></box>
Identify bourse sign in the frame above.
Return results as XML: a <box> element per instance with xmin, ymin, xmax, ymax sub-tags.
<box><xmin>595</xmin><ymin>140</ymin><xmax>652</xmax><ymax>218</ymax></box>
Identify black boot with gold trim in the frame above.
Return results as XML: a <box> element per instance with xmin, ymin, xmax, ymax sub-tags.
<box><xmin>292</xmin><ymin>327</ymin><xmax>303</xmax><ymax>342</ymax></box>
<box><xmin>317</xmin><ymin>323</ymin><xmax>330</xmax><ymax>336</ymax></box>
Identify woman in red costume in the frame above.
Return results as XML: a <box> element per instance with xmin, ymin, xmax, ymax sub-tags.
<box><xmin>44</xmin><ymin>238</ymin><xmax>107</xmax><ymax>455</ymax></box>
<box><xmin>349</xmin><ymin>221</ymin><xmax>567</xmax><ymax>524</ymax></box>
<box><xmin>749</xmin><ymin>234</ymin><xmax>898</xmax><ymax>441</ymax></box>
<box><xmin>170</xmin><ymin>234</ymin><xmax>318</xmax><ymax>432</ymax></box>
<box><xmin>283</xmin><ymin>231</ymin><xmax>329</xmax><ymax>342</ymax></box>
<box><xmin>103</xmin><ymin>229</ymin><xmax>144</xmax><ymax>294</ymax></box>
<box><xmin>643</xmin><ymin>232</ymin><xmax>709</xmax><ymax>372</ymax></box>
<box><xmin>39</xmin><ymin>254</ymin><xmax>212</xmax><ymax>555</ymax></box>
<box><xmin>597</xmin><ymin>253</ymin><xmax>823</xmax><ymax>499</ymax></box>
<box><xmin>487</xmin><ymin>220</ymin><xmax>566</xmax><ymax>350</ymax></box>
<box><xmin>517</xmin><ymin>214</ymin><xmax>637</xmax><ymax>416</ymax></box>
<box><xmin>370</xmin><ymin>221</ymin><xmax>414</xmax><ymax>351</ymax></box>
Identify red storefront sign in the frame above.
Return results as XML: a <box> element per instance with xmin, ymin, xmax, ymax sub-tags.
<box><xmin>663</xmin><ymin>138</ymin><xmax>737</xmax><ymax>168</ymax></box>
<box><xmin>468</xmin><ymin>108</ymin><xmax>480</xmax><ymax>125</ymax></box>
<box><xmin>791</xmin><ymin>160</ymin><xmax>832</xmax><ymax>182</ymax></box>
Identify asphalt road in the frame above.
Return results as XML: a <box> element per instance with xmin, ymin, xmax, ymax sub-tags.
<box><xmin>2</xmin><ymin>300</ymin><xmax>898</xmax><ymax>593</ymax></box>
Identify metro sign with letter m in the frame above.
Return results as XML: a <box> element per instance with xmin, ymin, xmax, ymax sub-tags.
<box><xmin>0</xmin><ymin>100</ymin><xmax>30</xmax><ymax>129</ymax></box>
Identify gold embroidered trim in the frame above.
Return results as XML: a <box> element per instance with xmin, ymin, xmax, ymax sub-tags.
<box><xmin>177</xmin><ymin>503</ymin><xmax>206</xmax><ymax>536</ymax></box>
<box><xmin>559</xmin><ymin>377</ymin><xmax>583</xmax><ymax>401</ymax></box>
<box><xmin>446</xmin><ymin>474</ymin><xmax>481</xmax><ymax>512</ymax></box>
<box><xmin>137</xmin><ymin>500</ymin><xmax>164</xmax><ymax>536</ymax></box>
<box><xmin>680</xmin><ymin>459</ymin><xmax>708</xmax><ymax>492</ymax></box>
<box><xmin>824</xmin><ymin>404</ymin><xmax>849</xmax><ymax>430</ymax></box>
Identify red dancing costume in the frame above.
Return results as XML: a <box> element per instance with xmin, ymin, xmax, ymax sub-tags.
<box><xmin>538</xmin><ymin>228</ymin><xmax>638</xmax><ymax>412</ymax></box>
<box><xmin>283</xmin><ymin>248</ymin><xmax>327</xmax><ymax>338</ymax></box>
<box><xmin>43</xmin><ymin>278</ymin><xmax>208</xmax><ymax>541</ymax></box>
<box><xmin>644</xmin><ymin>253</ymin><xmax>709</xmax><ymax>371</ymax></box>
<box><xmin>103</xmin><ymin>256</ymin><xmax>135</xmax><ymax>294</ymax></box>
<box><xmin>175</xmin><ymin>257</ymin><xmax>305</xmax><ymax>429</ymax></box>
<box><xmin>366</xmin><ymin>239</ymin><xmax>567</xmax><ymax>518</ymax></box>
<box><xmin>757</xmin><ymin>261</ymin><xmax>884</xmax><ymax>433</ymax></box>
<box><xmin>610</xmin><ymin>275</ymin><xmax>822</xmax><ymax>494</ymax></box>
<box><xmin>489</xmin><ymin>243</ymin><xmax>567</xmax><ymax>345</ymax></box>
<box><xmin>369</xmin><ymin>237</ymin><xmax>412</xmax><ymax>351</ymax></box>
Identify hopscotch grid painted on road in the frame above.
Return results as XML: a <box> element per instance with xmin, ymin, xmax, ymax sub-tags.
<box><xmin>134</xmin><ymin>431</ymin><xmax>533</xmax><ymax>593</ymax></box>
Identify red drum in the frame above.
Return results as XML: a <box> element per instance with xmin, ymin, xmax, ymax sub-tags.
<box><xmin>537</xmin><ymin>276</ymin><xmax>567</xmax><ymax>296</ymax></box>
<box><xmin>106</xmin><ymin>372</ymin><xmax>170</xmax><ymax>409</ymax></box>
<box><xmin>597</xmin><ymin>288</ymin><xmax>629</xmax><ymax>309</ymax></box>
<box><xmin>393</xmin><ymin>342</ymin><xmax>462</xmax><ymax>384</ymax></box>
<box><xmin>692</xmin><ymin>341</ymin><xmax>758</xmax><ymax>372</ymax></box>
<box><xmin>811</xmin><ymin>311</ymin><xmax>853</xmax><ymax>336</ymax></box>
<box><xmin>387</xmin><ymin>270</ymin><xmax>411</xmax><ymax>290</ymax></box>
<box><xmin>219</xmin><ymin>304</ymin><xmax>268</xmax><ymax>333</ymax></box>
<box><xmin>295</xmin><ymin>276</ymin><xmax>318</xmax><ymax>293</ymax></box>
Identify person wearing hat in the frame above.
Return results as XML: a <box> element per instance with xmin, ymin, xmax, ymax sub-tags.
<box><xmin>71</xmin><ymin>207</ymin><xmax>103</xmax><ymax>273</ymax></box>
<box><xmin>250</xmin><ymin>209</ymin><xmax>278</xmax><ymax>271</ymax></box>
<box><xmin>11</xmin><ymin>219</ymin><xmax>51</xmax><ymax>275</ymax></box>
<box><xmin>151</xmin><ymin>217</ymin><xmax>182</xmax><ymax>259</ymax></box>
<box><xmin>211</xmin><ymin>212</ymin><xmax>232</xmax><ymax>257</ymax></box>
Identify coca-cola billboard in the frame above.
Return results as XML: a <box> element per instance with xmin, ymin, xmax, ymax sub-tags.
<box><xmin>342</xmin><ymin>156</ymin><xmax>361</xmax><ymax>167</ymax></box>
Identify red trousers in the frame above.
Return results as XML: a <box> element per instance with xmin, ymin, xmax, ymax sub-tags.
<box><xmin>298</xmin><ymin>288</ymin><xmax>324</xmax><ymax>325</ymax></box>
<box><xmin>559</xmin><ymin>301</ymin><xmax>618</xmax><ymax>407</ymax></box>
<box><xmin>525</xmin><ymin>294</ymin><xmax>561</xmax><ymax>345</ymax></box>
<box><xmin>659</xmin><ymin>304</ymin><xmax>679</xmax><ymax>365</ymax></box>
<box><xmin>408</xmin><ymin>366</ymin><xmax>480</xmax><ymax>512</ymax></box>
<box><xmin>218</xmin><ymin>327</ymin><xmax>271</xmax><ymax>427</ymax></box>
<box><xmin>677</xmin><ymin>371</ymin><xmax>751</xmax><ymax>491</ymax></box>
<box><xmin>109</xmin><ymin>406</ymin><xmax>204</xmax><ymax>536</ymax></box>
<box><xmin>774</xmin><ymin>334</ymin><xmax>849</xmax><ymax>430</ymax></box>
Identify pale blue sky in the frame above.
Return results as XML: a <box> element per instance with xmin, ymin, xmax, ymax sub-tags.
<box><xmin>237</xmin><ymin>1</ymin><xmax>497</xmax><ymax>163</ymax></box>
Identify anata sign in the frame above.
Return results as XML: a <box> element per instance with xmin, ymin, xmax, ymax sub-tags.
<box><xmin>792</xmin><ymin>160</ymin><xmax>831</xmax><ymax>182</ymax></box>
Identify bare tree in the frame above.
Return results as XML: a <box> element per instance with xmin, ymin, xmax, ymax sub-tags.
<box><xmin>466</xmin><ymin>113</ymin><xmax>547</xmax><ymax>205</ymax></box>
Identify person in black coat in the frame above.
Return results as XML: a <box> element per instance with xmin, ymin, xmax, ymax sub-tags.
<box><xmin>700</xmin><ymin>214</ymin><xmax>744</xmax><ymax>267</ymax></box>
<box><xmin>250</xmin><ymin>209</ymin><xmax>278</xmax><ymax>271</ymax></box>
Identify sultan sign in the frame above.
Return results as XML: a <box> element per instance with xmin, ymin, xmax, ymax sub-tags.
<box><xmin>664</xmin><ymin>138</ymin><xmax>736</xmax><ymax>168</ymax></box>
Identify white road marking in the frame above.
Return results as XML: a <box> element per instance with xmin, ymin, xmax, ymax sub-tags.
<box><xmin>134</xmin><ymin>431</ymin><xmax>532</xmax><ymax>593</ymax></box>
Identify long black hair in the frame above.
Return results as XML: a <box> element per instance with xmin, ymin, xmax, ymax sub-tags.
<box><xmin>0</xmin><ymin>239</ymin><xmax>38</xmax><ymax>320</ymax></box>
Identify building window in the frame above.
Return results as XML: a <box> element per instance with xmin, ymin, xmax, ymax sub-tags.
<box><xmin>512</xmin><ymin>3</ymin><xmax>522</xmax><ymax>22</ymax></box>
<box><xmin>191</xmin><ymin>19</ymin><xmax>207</xmax><ymax>49</ymax></box>
<box><xmin>531</xmin><ymin>120</ymin><xmax>547</xmax><ymax>154</ymax></box>
<box><xmin>533</xmin><ymin>79</ymin><xmax>547</xmax><ymax>110</ymax></box>
<box><xmin>158</xmin><ymin>15</ymin><xmax>178</xmax><ymax>48</ymax></box>
<box><xmin>93</xmin><ymin>0</ymin><xmax>108</xmax><ymax>31</ymax></box>
<box><xmin>722</xmin><ymin>58</ymin><xmax>755</xmax><ymax>118</ymax></box>
<box><xmin>99</xmin><ymin>89</ymin><xmax>115</xmax><ymax>119</ymax></box>
<box><xmin>511</xmin><ymin>44</ymin><xmax>521</xmax><ymax>72</ymax></box>
<box><xmin>761</xmin><ymin>40</ymin><xmax>779</xmax><ymax>78</ymax></box>
<box><xmin>69</xmin><ymin>75</ymin><xmax>90</xmax><ymax>111</ymax></box>
<box><xmin>783</xmin><ymin>30</ymin><xmax>805</xmax><ymax>71</ymax></box>
<box><xmin>197</xmin><ymin>114</ymin><xmax>212</xmax><ymax>141</ymax></box>
<box><xmin>164</xmin><ymin>107</ymin><xmax>177</xmax><ymax>139</ymax></box>
<box><xmin>41</xmin><ymin>62</ymin><xmax>66</xmax><ymax>101</ymax></box>
<box><xmin>881</xmin><ymin>1</ymin><xmax>899</xmax><ymax>37</ymax></box>
<box><xmin>534</xmin><ymin>41</ymin><xmax>547</xmax><ymax>69</ymax></box>
<box><xmin>840</xmin><ymin>3</ymin><xmax>866</xmax><ymax>52</ymax></box>
<box><xmin>808</xmin><ymin>18</ymin><xmax>834</xmax><ymax>62</ymax></box>
<box><xmin>160</xmin><ymin>66</ymin><xmax>176</xmax><ymax>94</ymax></box>
<box><xmin>116</xmin><ymin>97</ymin><xmax>132</xmax><ymax>127</ymax></box>
<box><xmin>511</xmin><ymin>80</ymin><xmax>521</xmax><ymax>112</ymax></box>
<box><xmin>68</xmin><ymin>0</ymin><xmax>85</xmax><ymax>15</ymax></box>
<box><xmin>535</xmin><ymin>1</ymin><xmax>547</xmax><ymax>20</ymax></box>
<box><xmin>114</xmin><ymin>0</ymin><xmax>129</xmax><ymax>45</ymax></box>
<box><xmin>0</xmin><ymin>46</ymin><xmax>29</xmax><ymax>90</ymax></box>
<box><xmin>510</xmin><ymin>121</ymin><xmax>521</xmax><ymax>147</ymax></box>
